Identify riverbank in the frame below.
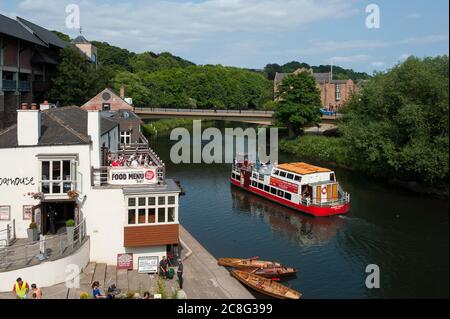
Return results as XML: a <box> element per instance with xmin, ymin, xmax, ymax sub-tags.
<box><xmin>280</xmin><ymin>136</ymin><xmax>449</xmax><ymax>198</ymax></box>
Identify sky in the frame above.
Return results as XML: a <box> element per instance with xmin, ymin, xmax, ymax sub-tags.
<box><xmin>0</xmin><ymin>0</ymin><xmax>448</xmax><ymax>73</ymax></box>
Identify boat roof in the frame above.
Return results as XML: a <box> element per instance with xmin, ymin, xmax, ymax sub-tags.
<box><xmin>277</xmin><ymin>162</ymin><xmax>331</xmax><ymax>175</ymax></box>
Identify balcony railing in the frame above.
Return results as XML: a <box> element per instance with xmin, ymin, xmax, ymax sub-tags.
<box><xmin>2</xmin><ymin>80</ymin><xmax>16</xmax><ymax>91</ymax></box>
<box><xmin>19</xmin><ymin>81</ymin><xmax>31</xmax><ymax>92</ymax></box>
<box><xmin>0</xmin><ymin>219</ymin><xmax>87</xmax><ymax>272</ymax></box>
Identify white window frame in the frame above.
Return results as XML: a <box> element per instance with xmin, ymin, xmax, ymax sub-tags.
<box><xmin>335</xmin><ymin>84</ymin><xmax>342</xmax><ymax>101</ymax></box>
<box><xmin>120</xmin><ymin>131</ymin><xmax>132</xmax><ymax>145</ymax></box>
<box><xmin>126</xmin><ymin>194</ymin><xmax>178</xmax><ymax>226</ymax></box>
<box><xmin>39</xmin><ymin>159</ymin><xmax>76</xmax><ymax>195</ymax></box>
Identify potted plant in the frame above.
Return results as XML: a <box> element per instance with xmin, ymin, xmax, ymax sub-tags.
<box><xmin>66</xmin><ymin>219</ymin><xmax>76</xmax><ymax>245</ymax></box>
<box><xmin>27</xmin><ymin>222</ymin><xmax>39</xmax><ymax>242</ymax></box>
<box><xmin>67</xmin><ymin>190</ymin><xmax>79</xmax><ymax>200</ymax></box>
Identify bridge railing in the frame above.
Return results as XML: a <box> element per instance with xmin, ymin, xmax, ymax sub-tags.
<box><xmin>134</xmin><ymin>107</ymin><xmax>274</xmax><ymax>115</ymax></box>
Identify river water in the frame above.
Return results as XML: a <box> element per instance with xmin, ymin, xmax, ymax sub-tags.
<box><xmin>151</xmin><ymin>121</ymin><xmax>449</xmax><ymax>299</ymax></box>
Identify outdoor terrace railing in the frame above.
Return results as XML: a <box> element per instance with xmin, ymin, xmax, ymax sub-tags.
<box><xmin>2</xmin><ymin>80</ymin><xmax>17</xmax><ymax>91</ymax></box>
<box><xmin>0</xmin><ymin>220</ymin><xmax>16</xmax><ymax>248</ymax></box>
<box><xmin>0</xmin><ymin>219</ymin><xmax>87</xmax><ymax>272</ymax></box>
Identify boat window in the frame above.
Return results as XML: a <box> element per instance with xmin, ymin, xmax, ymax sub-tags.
<box><xmin>270</xmin><ymin>187</ymin><xmax>277</xmax><ymax>195</ymax></box>
<box><xmin>274</xmin><ymin>170</ymin><xmax>279</xmax><ymax>176</ymax></box>
<box><xmin>294</xmin><ymin>175</ymin><xmax>301</xmax><ymax>182</ymax></box>
<box><xmin>253</xmin><ymin>173</ymin><xmax>257</xmax><ymax>179</ymax></box>
<box><xmin>277</xmin><ymin>190</ymin><xmax>284</xmax><ymax>197</ymax></box>
<box><xmin>258</xmin><ymin>183</ymin><xmax>264</xmax><ymax>190</ymax></box>
<box><xmin>285</xmin><ymin>193</ymin><xmax>292</xmax><ymax>200</ymax></box>
<box><xmin>287</xmin><ymin>173</ymin><xmax>294</xmax><ymax>180</ymax></box>
<box><xmin>259</xmin><ymin>175</ymin><xmax>265</xmax><ymax>181</ymax></box>
<box><xmin>280</xmin><ymin>171</ymin><xmax>287</xmax><ymax>178</ymax></box>
<box><xmin>330</xmin><ymin>173</ymin><xmax>335</xmax><ymax>181</ymax></box>
<box><xmin>264</xmin><ymin>185</ymin><xmax>270</xmax><ymax>192</ymax></box>
<box><xmin>252</xmin><ymin>181</ymin><xmax>257</xmax><ymax>187</ymax></box>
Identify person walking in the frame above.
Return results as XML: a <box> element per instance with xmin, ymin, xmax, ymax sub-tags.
<box><xmin>177</xmin><ymin>259</ymin><xmax>184</xmax><ymax>290</ymax></box>
<box><xmin>31</xmin><ymin>284</ymin><xmax>42</xmax><ymax>299</ymax></box>
<box><xmin>12</xmin><ymin>278</ymin><xmax>30</xmax><ymax>299</ymax></box>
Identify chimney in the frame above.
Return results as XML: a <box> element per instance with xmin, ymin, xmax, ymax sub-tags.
<box><xmin>17</xmin><ymin>103</ymin><xmax>41</xmax><ymax>146</ymax></box>
<box><xmin>87</xmin><ymin>110</ymin><xmax>101</xmax><ymax>168</ymax></box>
<box><xmin>120</xmin><ymin>85</ymin><xmax>125</xmax><ymax>99</ymax></box>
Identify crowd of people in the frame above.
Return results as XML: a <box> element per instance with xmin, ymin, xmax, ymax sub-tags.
<box><xmin>107</xmin><ymin>151</ymin><xmax>155</xmax><ymax>168</ymax></box>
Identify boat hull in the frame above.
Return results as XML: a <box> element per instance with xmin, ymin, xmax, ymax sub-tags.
<box><xmin>231</xmin><ymin>270</ymin><xmax>301</xmax><ymax>299</ymax></box>
<box><xmin>231</xmin><ymin>178</ymin><xmax>350</xmax><ymax>217</ymax></box>
<box><xmin>236</xmin><ymin>267</ymin><xmax>297</xmax><ymax>279</ymax></box>
<box><xmin>218</xmin><ymin>258</ymin><xmax>282</xmax><ymax>268</ymax></box>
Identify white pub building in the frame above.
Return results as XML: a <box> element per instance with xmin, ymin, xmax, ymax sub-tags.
<box><xmin>0</xmin><ymin>103</ymin><xmax>181</xmax><ymax>291</ymax></box>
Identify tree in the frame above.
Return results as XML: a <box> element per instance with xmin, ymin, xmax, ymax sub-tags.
<box><xmin>48</xmin><ymin>46</ymin><xmax>114</xmax><ymax>106</ymax></box>
<box><xmin>340</xmin><ymin>56</ymin><xmax>449</xmax><ymax>186</ymax></box>
<box><xmin>274</xmin><ymin>72</ymin><xmax>322</xmax><ymax>137</ymax></box>
<box><xmin>112</xmin><ymin>71</ymin><xmax>151</xmax><ymax>107</ymax></box>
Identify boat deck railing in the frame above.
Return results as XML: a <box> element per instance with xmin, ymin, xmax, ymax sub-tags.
<box><xmin>302</xmin><ymin>193</ymin><xmax>350</xmax><ymax>207</ymax></box>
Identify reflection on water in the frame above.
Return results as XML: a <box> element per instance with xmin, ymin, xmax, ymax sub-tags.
<box><xmin>150</xmin><ymin>121</ymin><xmax>448</xmax><ymax>298</ymax></box>
<box><xmin>231</xmin><ymin>186</ymin><xmax>343</xmax><ymax>248</ymax></box>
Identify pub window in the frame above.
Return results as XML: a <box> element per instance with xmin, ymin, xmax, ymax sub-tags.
<box><xmin>138</xmin><ymin>208</ymin><xmax>146</xmax><ymax>224</ymax></box>
<box><xmin>158</xmin><ymin>208</ymin><xmax>166</xmax><ymax>223</ymax></box>
<box><xmin>148</xmin><ymin>208</ymin><xmax>156</xmax><ymax>223</ymax></box>
<box><xmin>168</xmin><ymin>196</ymin><xmax>176</xmax><ymax>205</ymax></box>
<box><xmin>41</xmin><ymin>160</ymin><xmax>74</xmax><ymax>194</ymax></box>
<box><xmin>270</xmin><ymin>187</ymin><xmax>277</xmax><ymax>195</ymax></box>
<box><xmin>128</xmin><ymin>209</ymin><xmax>136</xmax><ymax>224</ymax></box>
<box><xmin>128</xmin><ymin>198</ymin><xmax>136</xmax><ymax>207</ymax></box>
<box><xmin>285</xmin><ymin>193</ymin><xmax>292</xmax><ymax>201</ymax></box>
<box><xmin>158</xmin><ymin>196</ymin><xmax>165</xmax><ymax>205</ymax></box>
<box><xmin>278</xmin><ymin>190</ymin><xmax>284</xmax><ymax>197</ymax></box>
<box><xmin>138</xmin><ymin>197</ymin><xmax>146</xmax><ymax>206</ymax></box>
<box><xmin>168</xmin><ymin>207</ymin><xmax>175</xmax><ymax>222</ymax></box>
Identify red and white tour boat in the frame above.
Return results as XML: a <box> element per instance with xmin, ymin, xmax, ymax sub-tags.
<box><xmin>231</xmin><ymin>160</ymin><xmax>350</xmax><ymax>217</ymax></box>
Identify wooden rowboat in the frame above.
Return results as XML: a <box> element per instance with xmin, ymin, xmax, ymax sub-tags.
<box><xmin>236</xmin><ymin>266</ymin><xmax>297</xmax><ymax>279</ymax></box>
<box><xmin>231</xmin><ymin>270</ymin><xmax>302</xmax><ymax>299</ymax></box>
<box><xmin>218</xmin><ymin>257</ymin><xmax>283</xmax><ymax>268</ymax></box>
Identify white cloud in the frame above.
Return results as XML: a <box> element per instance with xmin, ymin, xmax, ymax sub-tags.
<box><xmin>371</xmin><ymin>61</ymin><xmax>386</xmax><ymax>68</ymax></box>
<box><xmin>400</xmin><ymin>34</ymin><xmax>449</xmax><ymax>45</ymax></box>
<box><xmin>407</xmin><ymin>13</ymin><xmax>421</xmax><ymax>19</ymax></box>
<box><xmin>328</xmin><ymin>54</ymin><xmax>371</xmax><ymax>63</ymax></box>
<box><xmin>298</xmin><ymin>39</ymin><xmax>388</xmax><ymax>56</ymax></box>
<box><xmin>7</xmin><ymin>0</ymin><xmax>359</xmax><ymax>53</ymax></box>
<box><xmin>398</xmin><ymin>54</ymin><xmax>411</xmax><ymax>62</ymax></box>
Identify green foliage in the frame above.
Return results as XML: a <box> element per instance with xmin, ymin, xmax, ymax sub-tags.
<box><xmin>129</xmin><ymin>51</ymin><xmax>194</xmax><ymax>73</ymax></box>
<box><xmin>29</xmin><ymin>222</ymin><xmax>37</xmax><ymax>229</ymax></box>
<box><xmin>66</xmin><ymin>219</ymin><xmax>75</xmax><ymax>227</ymax></box>
<box><xmin>171</xmin><ymin>288</ymin><xmax>180</xmax><ymax>299</ymax></box>
<box><xmin>264</xmin><ymin>61</ymin><xmax>370</xmax><ymax>81</ymax></box>
<box><xmin>116</xmin><ymin>65</ymin><xmax>272</xmax><ymax>109</ymax></box>
<box><xmin>92</xmin><ymin>41</ymin><xmax>136</xmax><ymax>71</ymax></box>
<box><xmin>48</xmin><ymin>46</ymin><xmax>113</xmax><ymax>106</ymax></box>
<box><xmin>340</xmin><ymin>56</ymin><xmax>449</xmax><ymax>185</ymax></box>
<box><xmin>281</xmin><ymin>136</ymin><xmax>349</xmax><ymax>164</ymax></box>
<box><xmin>52</xmin><ymin>30</ymin><xmax>71</xmax><ymax>42</ymax></box>
<box><xmin>274</xmin><ymin>72</ymin><xmax>322</xmax><ymax>136</ymax></box>
<box><xmin>155</xmin><ymin>278</ymin><xmax>168</xmax><ymax>299</ymax></box>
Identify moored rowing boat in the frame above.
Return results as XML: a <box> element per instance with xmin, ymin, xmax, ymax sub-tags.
<box><xmin>231</xmin><ymin>270</ymin><xmax>302</xmax><ymax>299</ymax></box>
<box><xmin>236</xmin><ymin>266</ymin><xmax>297</xmax><ymax>278</ymax></box>
<box><xmin>218</xmin><ymin>257</ymin><xmax>282</xmax><ymax>268</ymax></box>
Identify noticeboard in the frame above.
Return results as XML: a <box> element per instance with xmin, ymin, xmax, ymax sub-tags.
<box><xmin>138</xmin><ymin>256</ymin><xmax>159</xmax><ymax>274</ymax></box>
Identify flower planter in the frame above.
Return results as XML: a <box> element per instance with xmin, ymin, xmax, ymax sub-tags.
<box><xmin>27</xmin><ymin>228</ymin><xmax>38</xmax><ymax>242</ymax></box>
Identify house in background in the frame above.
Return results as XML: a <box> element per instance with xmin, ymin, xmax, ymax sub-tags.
<box><xmin>72</xmin><ymin>34</ymin><xmax>98</xmax><ymax>66</ymax></box>
<box><xmin>274</xmin><ymin>68</ymin><xmax>357</xmax><ymax>111</ymax></box>
<box><xmin>0</xmin><ymin>14</ymin><xmax>69</xmax><ymax>129</ymax></box>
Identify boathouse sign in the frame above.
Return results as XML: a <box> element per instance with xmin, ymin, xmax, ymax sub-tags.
<box><xmin>108</xmin><ymin>167</ymin><xmax>157</xmax><ymax>185</ymax></box>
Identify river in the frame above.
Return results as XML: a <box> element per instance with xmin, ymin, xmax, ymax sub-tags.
<box><xmin>150</xmin><ymin>121</ymin><xmax>449</xmax><ymax>299</ymax></box>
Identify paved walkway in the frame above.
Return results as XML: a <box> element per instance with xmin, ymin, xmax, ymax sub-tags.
<box><xmin>0</xmin><ymin>226</ymin><xmax>255</xmax><ymax>299</ymax></box>
<box><xmin>180</xmin><ymin>225</ymin><xmax>255</xmax><ymax>299</ymax></box>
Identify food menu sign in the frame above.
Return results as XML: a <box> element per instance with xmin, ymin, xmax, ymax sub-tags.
<box><xmin>108</xmin><ymin>167</ymin><xmax>157</xmax><ymax>185</ymax></box>
<box><xmin>270</xmin><ymin>177</ymin><xmax>299</xmax><ymax>194</ymax></box>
